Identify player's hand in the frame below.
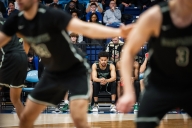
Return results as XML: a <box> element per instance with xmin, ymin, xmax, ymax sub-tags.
<box><xmin>117</xmin><ymin>93</ymin><xmax>135</xmax><ymax>113</ymax></box>
<box><xmin>120</xmin><ymin>24</ymin><xmax>134</xmax><ymax>38</ymax></box>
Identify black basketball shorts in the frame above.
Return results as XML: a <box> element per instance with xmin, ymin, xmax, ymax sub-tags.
<box><xmin>0</xmin><ymin>52</ymin><xmax>28</xmax><ymax>88</ymax></box>
<box><xmin>136</xmin><ymin>82</ymin><xmax>192</xmax><ymax>128</ymax></box>
<box><xmin>28</xmin><ymin>63</ymin><xmax>91</xmax><ymax>106</ymax></box>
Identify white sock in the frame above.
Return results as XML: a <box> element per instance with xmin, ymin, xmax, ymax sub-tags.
<box><xmin>64</xmin><ymin>100</ymin><xmax>69</xmax><ymax>105</ymax></box>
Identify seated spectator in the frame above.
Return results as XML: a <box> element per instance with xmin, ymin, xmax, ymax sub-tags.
<box><xmin>103</xmin><ymin>0</ymin><xmax>121</xmax><ymax>27</ymax></box>
<box><xmin>7</xmin><ymin>1</ymin><xmax>19</xmax><ymax>16</ymax></box>
<box><xmin>27</xmin><ymin>53</ymin><xmax>35</xmax><ymax>71</ymax></box>
<box><xmin>92</xmin><ymin>51</ymin><xmax>117</xmax><ymax>112</ymax></box>
<box><xmin>69</xmin><ymin>33</ymin><xmax>86</xmax><ymax>52</ymax></box>
<box><xmin>71</xmin><ymin>10</ymin><xmax>79</xmax><ymax>18</ymax></box>
<box><xmin>65</xmin><ymin>1</ymin><xmax>81</xmax><ymax>15</ymax></box>
<box><xmin>105</xmin><ymin>37</ymin><xmax>124</xmax><ymax>62</ymax></box>
<box><xmin>49</xmin><ymin>0</ymin><xmax>63</xmax><ymax>9</ymax></box>
<box><xmin>89</xmin><ymin>13</ymin><xmax>101</xmax><ymax>23</ymax></box>
<box><xmin>69</xmin><ymin>33</ymin><xmax>79</xmax><ymax>44</ymax></box>
<box><xmin>86</xmin><ymin>0</ymin><xmax>103</xmax><ymax>13</ymax></box>
<box><xmin>0</xmin><ymin>1</ymin><xmax>6</xmax><ymax>18</ymax></box>
<box><xmin>65</xmin><ymin>0</ymin><xmax>84</xmax><ymax>19</ymax></box>
<box><xmin>86</xmin><ymin>3</ymin><xmax>102</xmax><ymax>23</ymax></box>
<box><xmin>139</xmin><ymin>52</ymin><xmax>148</xmax><ymax>92</ymax></box>
<box><xmin>119</xmin><ymin>0</ymin><xmax>133</xmax><ymax>12</ymax></box>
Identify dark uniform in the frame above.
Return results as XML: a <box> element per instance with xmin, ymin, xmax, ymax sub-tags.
<box><xmin>136</xmin><ymin>2</ymin><xmax>192</xmax><ymax>128</ymax></box>
<box><xmin>1</xmin><ymin>5</ymin><xmax>90</xmax><ymax>106</ymax></box>
<box><xmin>0</xmin><ymin>17</ymin><xmax>27</xmax><ymax>88</ymax></box>
<box><xmin>93</xmin><ymin>63</ymin><xmax>116</xmax><ymax>97</ymax></box>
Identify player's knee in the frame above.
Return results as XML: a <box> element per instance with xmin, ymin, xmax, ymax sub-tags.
<box><xmin>10</xmin><ymin>96</ymin><xmax>21</xmax><ymax>104</ymax></box>
<box><xmin>20</xmin><ymin>113</ymin><xmax>29</xmax><ymax>123</ymax></box>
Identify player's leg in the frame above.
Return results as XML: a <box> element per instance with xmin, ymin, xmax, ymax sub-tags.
<box><xmin>10</xmin><ymin>53</ymin><xmax>28</xmax><ymax>119</ymax></box>
<box><xmin>136</xmin><ymin>84</ymin><xmax>175</xmax><ymax>128</ymax></box>
<box><xmin>93</xmin><ymin>82</ymin><xmax>100</xmax><ymax>103</ymax></box>
<box><xmin>19</xmin><ymin>99</ymin><xmax>46</xmax><ymax>128</ymax></box>
<box><xmin>20</xmin><ymin>70</ymin><xmax>67</xmax><ymax>128</ymax></box>
<box><xmin>10</xmin><ymin>88</ymin><xmax>24</xmax><ymax>118</ymax></box>
<box><xmin>69</xmin><ymin>71</ymin><xmax>91</xmax><ymax>128</ymax></box>
<box><xmin>107</xmin><ymin>81</ymin><xmax>117</xmax><ymax>112</ymax></box>
<box><xmin>0</xmin><ymin>53</ymin><xmax>27</xmax><ymax>119</ymax></box>
<box><xmin>70</xmin><ymin>99</ymin><xmax>90</xmax><ymax>128</ymax></box>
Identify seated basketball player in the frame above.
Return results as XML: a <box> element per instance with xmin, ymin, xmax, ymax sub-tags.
<box><xmin>0</xmin><ymin>0</ymin><xmax>133</xmax><ymax>126</ymax></box>
<box><xmin>92</xmin><ymin>51</ymin><xmax>117</xmax><ymax>112</ymax></box>
<box><xmin>117</xmin><ymin>0</ymin><xmax>192</xmax><ymax>128</ymax></box>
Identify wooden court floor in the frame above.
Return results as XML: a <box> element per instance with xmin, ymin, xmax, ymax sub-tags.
<box><xmin>0</xmin><ymin>114</ymin><xmax>192</xmax><ymax>128</ymax></box>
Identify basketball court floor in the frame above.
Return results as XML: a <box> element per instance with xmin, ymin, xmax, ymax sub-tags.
<box><xmin>0</xmin><ymin>112</ymin><xmax>192</xmax><ymax>128</ymax></box>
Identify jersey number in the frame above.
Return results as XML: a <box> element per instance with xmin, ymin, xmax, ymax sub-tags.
<box><xmin>176</xmin><ymin>47</ymin><xmax>190</xmax><ymax>67</ymax></box>
<box><xmin>31</xmin><ymin>43</ymin><xmax>51</xmax><ymax>58</ymax></box>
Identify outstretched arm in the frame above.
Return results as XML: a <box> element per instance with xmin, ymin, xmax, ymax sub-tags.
<box><xmin>0</xmin><ymin>32</ymin><xmax>11</xmax><ymax>48</ymax></box>
<box><xmin>117</xmin><ymin>6</ymin><xmax>162</xmax><ymax>113</ymax></box>
<box><xmin>67</xmin><ymin>18</ymin><xmax>133</xmax><ymax>39</ymax></box>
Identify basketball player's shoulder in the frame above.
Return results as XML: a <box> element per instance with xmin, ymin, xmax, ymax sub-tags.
<box><xmin>140</xmin><ymin>5</ymin><xmax>162</xmax><ymax>23</ymax></box>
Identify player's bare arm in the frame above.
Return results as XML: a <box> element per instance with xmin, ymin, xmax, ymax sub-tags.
<box><xmin>105</xmin><ymin>64</ymin><xmax>116</xmax><ymax>83</ymax></box>
<box><xmin>67</xmin><ymin>18</ymin><xmax>134</xmax><ymax>39</ymax></box>
<box><xmin>92</xmin><ymin>63</ymin><xmax>102</xmax><ymax>83</ymax></box>
<box><xmin>117</xmin><ymin>5</ymin><xmax>162</xmax><ymax>113</ymax></box>
<box><xmin>0</xmin><ymin>32</ymin><xmax>11</xmax><ymax>48</ymax></box>
<box><xmin>16</xmin><ymin>33</ymin><xmax>30</xmax><ymax>54</ymax></box>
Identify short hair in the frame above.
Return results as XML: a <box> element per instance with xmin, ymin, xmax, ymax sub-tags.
<box><xmin>8</xmin><ymin>1</ymin><xmax>14</xmax><ymax>5</ymax></box>
<box><xmin>90</xmin><ymin>3</ymin><xmax>97</xmax><ymax>7</ymax></box>
<box><xmin>98</xmin><ymin>51</ymin><xmax>109</xmax><ymax>59</ymax></box>
<box><xmin>71</xmin><ymin>10</ymin><xmax>79</xmax><ymax>17</ymax></box>
<box><xmin>69</xmin><ymin>33</ymin><xmax>79</xmax><ymax>38</ymax></box>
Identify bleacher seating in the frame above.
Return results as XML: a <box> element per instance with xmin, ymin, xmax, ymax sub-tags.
<box><xmin>86</xmin><ymin>44</ymin><xmax>104</xmax><ymax>65</ymax></box>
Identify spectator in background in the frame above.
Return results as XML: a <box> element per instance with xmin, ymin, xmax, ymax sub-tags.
<box><xmin>49</xmin><ymin>0</ymin><xmax>63</xmax><ymax>9</ymax></box>
<box><xmin>106</xmin><ymin>37</ymin><xmax>124</xmax><ymax>62</ymax></box>
<box><xmin>71</xmin><ymin>10</ymin><xmax>79</xmax><ymax>18</ymax></box>
<box><xmin>103</xmin><ymin>0</ymin><xmax>121</xmax><ymax>27</ymax></box>
<box><xmin>65</xmin><ymin>0</ymin><xmax>84</xmax><ymax>19</ymax></box>
<box><xmin>139</xmin><ymin>53</ymin><xmax>149</xmax><ymax>92</ymax></box>
<box><xmin>7</xmin><ymin>1</ymin><xmax>19</xmax><ymax>16</ymax></box>
<box><xmin>65</xmin><ymin>1</ymin><xmax>81</xmax><ymax>16</ymax></box>
<box><xmin>86</xmin><ymin>0</ymin><xmax>103</xmax><ymax>13</ymax></box>
<box><xmin>69</xmin><ymin>33</ymin><xmax>79</xmax><ymax>44</ymax></box>
<box><xmin>92</xmin><ymin>51</ymin><xmax>117</xmax><ymax>112</ymax></box>
<box><xmin>27</xmin><ymin>53</ymin><xmax>35</xmax><ymax>71</ymax></box>
<box><xmin>119</xmin><ymin>0</ymin><xmax>133</xmax><ymax>12</ymax></box>
<box><xmin>86</xmin><ymin>3</ymin><xmax>102</xmax><ymax>23</ymax></box>
<box><xmin>0</xmin><ymin>1</ymin><xmax>6</xmax><ymax>18</ymax></box>
<box><xmin>69</xmin><ymin>33</ymin><xmax>86</xmax><ymax>53</ymax></box>
<box><xmin>89</xmin><ymin>13</ymin><xmax>101</xmax><ymax>23</ymax></box>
